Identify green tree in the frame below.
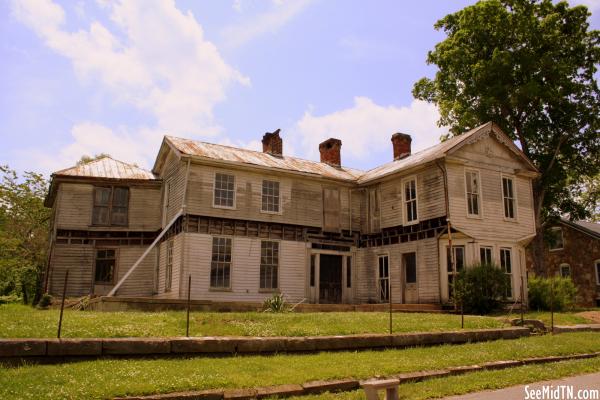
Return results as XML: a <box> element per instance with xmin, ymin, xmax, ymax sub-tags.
<box><xmin>413</xmin><ymin>0</ymin><xmax>600</xmax><ymax>274</ymax></box>
<box><xmin>0</xmin><ymin>166</ymin><xmax>50</xmax><ymax>304</ymax></box>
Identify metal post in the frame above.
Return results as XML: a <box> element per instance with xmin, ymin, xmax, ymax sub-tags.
<box><xmin>389</xmin><ymin>278</ymin><xmax>392</xmax><ymax>335</ymax></box>
<box><xmin>550</xmin><ymin>277</ymin><xmax>554</xmax><ymax>334</ymax></box>
<box><xmin>186</xmin><ymin>274</ymin><xmax>191</xmax><ymax>337</ymax></box>
<box><xmin>57</xmin><ymin>269</ymin><xmax>69</xmax><ymax>339</ymax></box>
<box><xmin>461</xmin><ymin>300</ymin><xmax>464</xmax><ymax>329</ymax></box>
<box><xmin>520</xmin><ymin>276</ymin><xmax>525</xmax><ymax>325</ymax></box>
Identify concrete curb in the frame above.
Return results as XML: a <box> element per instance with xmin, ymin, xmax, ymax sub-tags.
<box><xmin>553</xmin><ymin>324</ymin><xmax>600</xmax><ymax>333</ymax></box>
<box><xmin>112</xmin><ymin>351</ymin><xmax>600</xmax><ymax>400</ymax></box>
<box><xmin>0</xmin><ymin>327</ymin><xmax>530</xmax><ymax>364</ymax></box>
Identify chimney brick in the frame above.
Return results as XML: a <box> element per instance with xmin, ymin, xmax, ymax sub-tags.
<box><xmin>319</xmin><ymin>138</ymin><xmax>342</xmax><ymax>167</ymax></box>
<box><xmin>391</xmin><ymin>133</ymin><xmax>412</xmax><ymax>160</ymax></box>
<box><xmin>262</xmin><ymin>129</ymin><xmax>283</xmax><ymax>157</ymax></box>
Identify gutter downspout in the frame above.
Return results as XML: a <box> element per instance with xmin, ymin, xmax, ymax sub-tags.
<box><xmin>436</xmin><ymin>159</ymin><xmax>453</xmax><ymax>305</ymax></box>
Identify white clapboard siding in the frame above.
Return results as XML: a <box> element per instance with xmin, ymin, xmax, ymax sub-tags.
<box><xmin>49</xmin><ymin>245</ymin><xmax>94</xmax><ymax>297</ymax></box>
<box><xmin>113</xmin><ymin>247</ymin><xmax>156</xmax><ymax>297</ymax></box>
<box><xmin>162</xmin><ymin>154</ymin><xmax>187</xmax><ymax>225</ymax></box>
<box><xmin>154</xmin><ymin>235</ymin><xmax>183</xmax><ymax>299</ymax></box>
<box><xmin>183</xmin><ymin>233</ymin><xmax>306</xmax><ymax>302</ymax></box>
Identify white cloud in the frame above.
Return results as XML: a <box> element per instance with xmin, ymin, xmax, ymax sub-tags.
<box><xmin>11</xmin><ymin>0</ymin><xmax>252</xmax><ymax>173</ymax></box>
<box><xmin>222</xmin><ymin>0</ymin><xmax>313</xmax><ymax>48</ymax></box>
<box><xmin>289</xmin><ymin>97</ymin><xmax>445</xmax><ymax>167</ymax></box>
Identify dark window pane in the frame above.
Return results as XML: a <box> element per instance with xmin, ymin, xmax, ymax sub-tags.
<box><xmin>94</xmin><ymin>187</ymin><xmax>111</xmax><ymax>206</ymax></box>
<box><xmin>404</xmin><ymin>252</ymin><xmax>416</xmax><ymax>284</ymax></box>
<box><xmin>92</xmin><ymin>206</ymin><xmax>110</xmax><ymax>225</ymax></box>
<box><xmin>113</xmin><ymin>187</ymin><xmax>129</xmax><ymax>206</ymax></box>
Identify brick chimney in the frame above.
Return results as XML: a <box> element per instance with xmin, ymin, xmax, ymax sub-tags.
<box><xmin>391</xmin><ymin>132</ymin><xmax>412</xmax><ymax>160</ymax></box>
<box><xmin>319</xmin><ymin>138</ymin><xmax>342</xmax><ymax>167</ymax></box>
<box><xmin>262</xmin><ymin>129</ymin><xmax>283</xmax><ymax>157</ymax></box>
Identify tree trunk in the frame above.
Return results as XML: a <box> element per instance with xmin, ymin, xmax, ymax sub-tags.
<box><xmin>531</xmin><ymin>181</ymin><xmax>547</xmax><ymax>277</ymax></box>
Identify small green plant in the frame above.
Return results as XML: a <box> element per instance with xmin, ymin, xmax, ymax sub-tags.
<box><xmin>262</xmin><ymin>293</ymin><xmax>288</xmax><ymax>313</ymax></box>
<box><xmin>36</xmin><ymin>293</ymin><xmax>53</xmax><ymax>309</ymax></box>
<box><xmin>453</xmin><ymin>263</ymin><xmax>509</xmax><ymax>315</ymax></box>
<box><xmin>528</xmin><ymin>275</ymin><xmax>577</xmax><ymax>312</ymax></box>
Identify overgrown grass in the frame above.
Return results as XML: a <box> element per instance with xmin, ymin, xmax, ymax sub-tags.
<box><xmin>0</xmin><ymin>304</ymin><xmax>507</xmax><ymax>338</ymax></box>
<box><xmin>1</xmin><ymin>332</ymin><xmax>599</xmax><ymax>399</ymax></box>
<box><xmin>295</xmin><ymin>357</ymin><xmax>600</xmax><ymax>400</ymax></box>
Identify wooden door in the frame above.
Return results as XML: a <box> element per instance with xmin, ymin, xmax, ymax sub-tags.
<box><xmin>403</xmin><ymin>252</ymin><xmax>418</xmax><ymax>303</ymax></box>
<box><xmin>319</xmin><ymin>254</ymin><xmax>342</xmax><ymax>303</ymax></box>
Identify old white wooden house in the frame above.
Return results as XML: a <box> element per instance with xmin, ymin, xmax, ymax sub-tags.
<box><xmin>44</xmin><ymin>122</ymin><xmax>538</xmax><ymax>306</ymax></box>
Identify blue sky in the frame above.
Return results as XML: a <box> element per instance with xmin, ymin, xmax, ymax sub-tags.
<box><xmin>1</xmin><ymin>0</ymin><xmax>598</xmax><ymax>177</ymax></box>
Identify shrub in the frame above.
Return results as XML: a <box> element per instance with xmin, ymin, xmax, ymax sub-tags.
<box><xmin>453</xmin><ymin>262</ymin><xmax>509</xmax><ymax>315</ymax></box>
<box><xmin>262</xmin><ymin>293</ymin><xmax>288</xmax><ymax>313</ymax></box>
<box><xmin>528</xmin><ymin>275</ymin><xmax>577</xmax><ymax>311</ymax></box>
<box><xmin>36</xmin><ymin>293</ymin><xmax>52</xmax><ymax>309</ymax></box>
<box><xmin>0</xmin><ymin>294</ymin><xmax>20</xmax><ymax>304</ymax></box>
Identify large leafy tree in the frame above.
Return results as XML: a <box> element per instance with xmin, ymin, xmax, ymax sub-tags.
<box><xmin>0</xmin><ymin>166</ymin><xmax>50</xmax><ymax>304</ymax></box>
<box><xmin>413</xmin><ymin>0</ymin><xmax>599</xmax><ymax>274</ymax></box>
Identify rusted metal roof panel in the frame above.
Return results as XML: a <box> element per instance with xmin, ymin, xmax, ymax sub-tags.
<box><xmin>53</xmin><ymin>156</ymin><xmax>156</xmax><ymax>180</ymax></box>
<box><xmin>166</xmin><ymin>136</ymin><xmax>364</xmax><ymax>181</ymax></box>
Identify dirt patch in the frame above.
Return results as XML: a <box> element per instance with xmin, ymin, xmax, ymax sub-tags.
<box><xmin>577</xmin><ymin>311</ymin><xmax>600</xmax><ymax>323</ymax></box>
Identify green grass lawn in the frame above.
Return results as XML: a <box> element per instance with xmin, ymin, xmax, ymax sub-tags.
<box><xmin>0</xmin><ymin>304</ymin><xmax>509</xmax><ymax>338</ymax></box>
<box><xmin>1</xmin><ymin>332</ymin><xmax>599</xmax><ymax>400</ymax></box>
<box><xmin>518</xmin><ymin>311</ymin><xmax>595</xmax><ymax>326</ymax></box>
<box><xmin>295</xmin><ymin>357</ymin><xmax>600</xmax><ymax>400</ymax></box>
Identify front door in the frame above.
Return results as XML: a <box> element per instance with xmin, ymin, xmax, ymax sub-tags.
<box><xmin>402</xmin><ymin>252</ymin><xmax>418</xmax><ymax>303</ymax></box>
<box><xmin>319</xmin><ymin>254</ymin><xmax>342</xmax><ymax>303</ymax></box>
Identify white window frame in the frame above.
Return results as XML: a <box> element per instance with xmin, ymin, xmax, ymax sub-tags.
<box><xmin>501</xmin><ymin>174</ymin><xmax>518</xmax><ymax>221</ymax></box>
<box><xmin>377</xmin><ymin>254</ymin><xmax>390</xmax><ymax>302</ymax></box>
<box><xmin>464</xmin><ymin>168</ymin><xmax>482</xmax><ymax>218</ymax></box>
<box><xmin>210</xmin><ymin>236</ymin><xmax>233</xmax><ymax>290</ymax></box>
<box><xmin>595</xmin><ymin>260</ymin><xmax>600</xmax><ymax>285</ymax></box>
<box><xmin>480</xmin><ymin>245</ymin><xmax>494</xmax><ymax>265</ymax></box>
<box><xmin>548</xmin><ymin>227</ymin><xmax>564</xmax><ymax>251</ymax></box>
<box><xmin>165</xmin><ymin>239</ymin><xmax>174</xmax><ymax>292</ymax></box>
<box><xmin>500</xmin><ymin>247</ymin><xmax>513</xmax><ymax>299</ymax></box>
<box><xmin>212</xmin><ymin>172</ymin><xmax>236</xmax><ymax>210</ymax></box>
<box><xmin>402</xmin><ymin>176</ymin><xmax>419</xmax><ymax>225</ymax></box>
<box><xmin>447</xmin><ymin>245</ymin><xmax>466</xmax><ymax>299</ymax></box>
<box><xmin>259</xmin><ymin>240</ymin><xmax>280</xmax><ymax>291</ymax></box>
<box><xmin>260</xmin><ymin>179</ymin><xmax>282</xmax><ymax>215</ymax></box>
<box><xmin>559</xmin><ymin>263</ymin><xmax>571</xmax><ymax>278</ymax></box>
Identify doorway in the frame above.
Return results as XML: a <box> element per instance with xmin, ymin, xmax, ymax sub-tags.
<box><xmin>319</xmin><ymin>254</ymin><xmax>342</xmax><ymax>303</ymax></box>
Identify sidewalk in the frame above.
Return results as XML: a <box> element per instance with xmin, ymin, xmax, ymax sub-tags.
<box><xmin>442</xmin><ymin>372</ymin><xmax>600</xmax><ymax>400</ymax></box>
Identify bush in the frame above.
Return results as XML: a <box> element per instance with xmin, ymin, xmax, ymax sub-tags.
<box><xmin>0</xmin><ymin>294</ymin><xmax>20</xmax><ymax>304</ymax></box>
<box><xmin>453</xmin><ymin>262</ymin><xmax>509</xmax><ymax>315</ymax></box>
<box><xmin>262</xmin><ymin>293</ymin><xmax>288</xmax><ymax>313</ymax></box>
<box><xmin>36</xmin><ymin>293</ymin><xmax>52</xmax><ymax>309</ymax></box>
<box><xmin>528</xmin><ymin>275</ymin><xmax>577</xmax><ymax>311</ymax></box>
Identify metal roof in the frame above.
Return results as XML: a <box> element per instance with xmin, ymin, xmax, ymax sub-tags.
<box><xmin>53</xmin><ymin>156</ymin><xmax>156</xmax><ymax>180</ymax></box>
<box><xmin>165</xmin><ymin>136</ymin><xmax>364</xmax><ymax>181</ymax></box>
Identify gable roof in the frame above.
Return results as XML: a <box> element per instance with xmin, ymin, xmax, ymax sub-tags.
<box><xmin>559</xmin><ymin>218</ymin><xmax>600</xmax><ymax>240</ymax></box>
<box><xmin>156</xmin><ymin>136</ymin><xmax>364</xmax><ymax>181</ymax></box>
<box><xmin>53</xmin><ymin>156</ymin><xmax>156</xmax><ymax>180</ymax></box>
<box><xmin>358</xmin><ymin>122</ymin><xmax>537</xmax><ymax>184</ymax></box>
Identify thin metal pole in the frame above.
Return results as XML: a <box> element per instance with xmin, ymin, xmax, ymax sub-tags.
<box><xmin>520</xmin><ymin>276</ymin><xmax>525</xmax><ymax>324</ymax></box>
<box><xmin>57</xmin><ymin>269</ymin><xmax>69</xmax><ymax>339</ymax></box>
<box><xmin>186</xmin><ymin>274</ymin><xmax>191</xmax><ymax>337</ymax></box>
<box><xmin>389</xmin><ymin>279</ymin><xmax>392</xmax><ymax>335</ymax></box>
<box><xmin>551</xmin><ymin>278</ymin><xmax>555</xmax><ymax>333</ymax></box>
<box><xmin>461</xmin><ymin>300</ymin><xmax>464</xmax><ymax>329</ymax></box>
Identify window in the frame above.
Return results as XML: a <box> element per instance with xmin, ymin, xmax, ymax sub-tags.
<box><xmin>465</xmin><ymin>170</ymin><xmax>481</xmax><ymax>216</ymax></box>
<box><xmin>165</xmin><ymin>240</ymin><xmax>174</xmax><ymax>291</ymax></box>
<box><xmin>260</xmin><ymin>241</ymin><xmax>279</xmax><ymax>290</ymax></box>
<box><xmin>596</xmin><ymin>260</ymin><xmax>600</xmax><ymax>285</ymax></box>
<box><xmin>310</xmin><ymin>254</ymin><xmax>316</xmax><ymax>287</ymax></box>
<box><xmin>261</xmin><ymin>180</ymin><xmax>280</xmax><ymax>213</ymax></box>
<box><xmin>480</xmin><ymin>246</ymin><xmax>493</xmax><ymax>265</ymax></box>
<box><xmin>502</xmin><ymin>177</ymin><xmax>516</xmax><ymax>219</ymax></box>
<box><xmin>346</xmin><ymin>257</ymin><xmax>352</xmax><ymax>288</ymax></box>
<box><xmin>404</xmin><ymin>252</ymin><xmax>417</xmax><ymax>284</ymax></box>
<box><xmin>95</xmin><ymin>249</ymin><xmax>116</xmax><ymax>284</ymax></box>
<box><xmin>403</xmin><ymin>178</ymin><xmax>418</xmax><ymax>224</ymax></box>
<box><xmin>447</xmin><ymin>246</ymin><xmax>465</xmax><ymax>298</ymax></box>
<box><xmin>500</xmin><ymin>248</ymin><xmax>513</xmax><ymax>298</ymax></box>
<box><xmin>213</xmin><ymin>173</ymin><xmax>235</xmax><ymax>208</ymax></box>
<box><xmin>210</xmin><ymin>237</ymin><xmax>232</xmax><ymax>288</ymax></box>
<box><xmin>378</xmin><ymin>255</ymin><xmax>389</xmax><ymax>302</ymax></box>
<box><xmin>548</xmin><ymin>227</ymin><xmax>564</xmax><ymax>250</ymax></box>
<box><xmin>560</xmin><ymin>264</ymin><xmax>571</xmax><ymax>278</ymax></box>
<box><xmin>92</xmin><ymin>187</ymin><xmax>129</xmax><ymax>226</ymax></box>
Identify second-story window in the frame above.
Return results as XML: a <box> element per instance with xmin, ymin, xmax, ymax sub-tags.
<box><xmin>403</xmin><ymin>177</ymin><xmax>418</xmax><ymax>224</ymax></box>
<box><xmin>465</xmin><ymin>170</ymin><xmax>481</xmax><ymax>216</ymax></box>
<box><xmin>502</xmin><ymin>177</ymin><xmax>516</xmax><ymax>219</ymax></box>
<box><xmin>261</xmin><ymin>180</ymin><xmax>280</xmax><ymax>213</ymax></box>
<box><xmin>213</xmin><ymin>173</ymin><xmax>235</xmax><ymax>208</ymax></box>
<box><xmin>92</xmin><ymin>186</ymin><xmax>129</xmax><ymax>226</ymax></box>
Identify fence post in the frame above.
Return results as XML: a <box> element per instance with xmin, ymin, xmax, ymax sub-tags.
<box><xmin>461</xmin><ymin>300</ymin><xmax>464</xmax><ymax>329</ymax></box>
<box><xmin>186</xmin><ymin>274</ymin><xmax>191</xmax><ymax>337</ymax></box>
<box><xmin>57</xmin><ymin>269</ymin><xmax>69</xmax><ymax>339</ymax></box>
<box><xmin>520</xmin><ymin>276</ymin><xmax>525</xmax><ymax>325</ymax></box>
